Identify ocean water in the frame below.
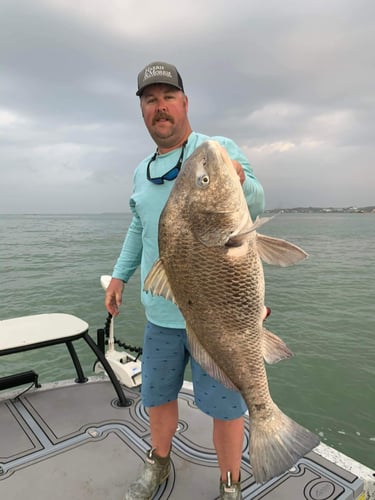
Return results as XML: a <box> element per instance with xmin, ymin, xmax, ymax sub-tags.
<box><xmin>0</xmin><ymin>212</ymin><xmax>374</xmax><ymax>470</ymax></box>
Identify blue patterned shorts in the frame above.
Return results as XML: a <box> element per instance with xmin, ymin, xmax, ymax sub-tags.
<box><xmin>141</xmin><ymin>321</ymin><xmax>247</xmax><ymax>420</ymax></box>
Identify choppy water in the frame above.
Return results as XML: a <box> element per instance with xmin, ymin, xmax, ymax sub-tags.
<box><xmin>0</xmin><ymin>212</ymin><xmax>374</xmax><ymax>470</ymax></box>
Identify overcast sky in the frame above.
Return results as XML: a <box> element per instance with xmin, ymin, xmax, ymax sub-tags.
<box><xmin>1</xmin><ymin>0</ymin><xmax>374</xmax><ymax>213</ymax></box>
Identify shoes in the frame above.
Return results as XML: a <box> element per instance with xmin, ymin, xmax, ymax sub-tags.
<box><xmin>124</xmin><ymin>451</ymin><xmax>242</xmax><ymax>500</ymax></box>
<box><xmin>124</xmin><ymin>448</ymin><xmax>171</xmax><ymax>500</ymax></box>
<box><xmin>219</xmin><ymin>472</ymin><xmax>243</xmax><ymax>500</ymax></box>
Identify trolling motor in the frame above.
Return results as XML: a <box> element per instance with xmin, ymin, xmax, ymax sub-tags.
<box><xmin>94</xmin><ymin>275</ymin><xmax>142</xmax><ymax>388</ymax></box>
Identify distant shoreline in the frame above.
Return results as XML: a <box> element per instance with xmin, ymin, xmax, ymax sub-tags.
<box><xmin>265</xmin><ymin>206</ymin><xmax>375</xmax><ymax>214</ymax></box>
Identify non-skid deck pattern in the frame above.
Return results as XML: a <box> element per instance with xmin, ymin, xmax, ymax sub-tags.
<box><xmin>0</xmin><ymin>380</ymin><xmax>365</xmax><ymax>499</ymax></box>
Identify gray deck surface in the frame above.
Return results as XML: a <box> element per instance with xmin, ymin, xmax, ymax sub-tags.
<box><xmin>0</xmin><ymin>379</ymin><xmax>364</xmax><ymax>499</ymax></box>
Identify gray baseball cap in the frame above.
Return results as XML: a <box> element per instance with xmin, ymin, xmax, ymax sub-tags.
<box><xmin>136</xmin><ymin>61</ymin><xmax>184</xmax><ymax>96</ymax></box>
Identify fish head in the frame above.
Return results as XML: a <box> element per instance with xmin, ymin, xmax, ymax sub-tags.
<box><xmin>166</xmin><ymin>140</ymin><xmax>252</xmax><ymax>247</ymax></box>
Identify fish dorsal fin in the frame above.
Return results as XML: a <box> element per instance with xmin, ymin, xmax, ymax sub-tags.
<box><xmin>262</xmin><ymin>328</ymin><xmax>293</xmax><ymax>364</ymax></box>
<box><xmin>143</xmin><ymin>258</ymin><xmax>177</xmax><ymax>304</ymax></box>
<box><xmin>256</xmin><ymin>233</ymin><xmax>308</xmax><ymax>267</ymax></box>
<box><xmin>186</xmin><ymin>324</ymin><xmax>238</xmax><ymax>391</ymax></box>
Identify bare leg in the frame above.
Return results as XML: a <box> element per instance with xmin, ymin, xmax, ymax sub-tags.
<box><xmin>213</xmin><ymin>416</ymin><xmax>244</xmax><ymax>481</ymax></box>
<box><xmin>149</xmin><ymin>400</ymin><xmax>178</xmax><ymax>457</ymax></box>
<box><xmin>124</xmin><ymin>402</ymin><xmax>176</xmax><ymax>499</ymax></box>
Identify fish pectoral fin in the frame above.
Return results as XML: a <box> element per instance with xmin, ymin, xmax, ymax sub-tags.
<box><xmin>143</xmin><ymin>258</ymin><xmax>177</xmax><ymax>304</ymax></box>
<box><xmin>249</xmin><ymin>215</ymin><xmax>274</xmax><ymax>231</ymax></box>
<box><xmin>227</xmin><ymin>215</ymin><xmax>273</xmax><ymax>244</ymax></box>
<box><xmin>186</xmin><ymin>324</ymin><xmax>238</xmax><ymax>391</ymax></box>
<box><xmin>256</xmin><ymin>233</ymin><xmax>308</xmax><ymax>267</ymax></box>
<box><xmin>192</xmin><ymin>215</ymin><xmax>272</xmax><ymax>248</ymax></box>
<box><xmin>262</xmin><ymin>328</ymin><xmax>293</xmax><ymax>364</ymax></box>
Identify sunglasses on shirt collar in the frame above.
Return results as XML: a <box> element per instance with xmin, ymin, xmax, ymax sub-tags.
<box><xmin>146</xmin><ymin>141</ymin><xmax>187</xmax><ymax>185</ymax></box>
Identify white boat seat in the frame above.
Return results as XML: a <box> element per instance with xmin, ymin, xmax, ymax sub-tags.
<box><xmin>0</xmin><ymin>313</ymin><xmax>129</xmax><ymax>406</ymax></box>
<box><xmin>0</xmin><ymin>313</ymin><xmax>88</xmax><ymax>352</ymax></box>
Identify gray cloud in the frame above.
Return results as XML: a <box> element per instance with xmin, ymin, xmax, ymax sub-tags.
<box><xmin>0</xmin><ymin>0</ymin><xmax>374</xmax><ymax>213</ymax></box>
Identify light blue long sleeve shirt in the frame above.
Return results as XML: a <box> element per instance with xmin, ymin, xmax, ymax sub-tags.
<box><xmin>112</xmin><ymin>131</ymin><xmax>265</xmax><ymax>328</ymax></box>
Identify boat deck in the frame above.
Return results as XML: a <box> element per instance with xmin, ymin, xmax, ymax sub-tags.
<box><xmin>0</xmin><ymin>379</ymin><xmax>367</xmax><ymax>499</ymax></box>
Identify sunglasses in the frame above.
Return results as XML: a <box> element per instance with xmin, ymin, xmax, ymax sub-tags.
<box><xmin>147</xmin><ymin>141</ymin><xmax>187</xmax><ymax>185</ymax></box>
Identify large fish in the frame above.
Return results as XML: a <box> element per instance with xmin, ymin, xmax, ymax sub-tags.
<box><xmin>144</xmin><ymin>140</ymin><xmax>319</xmax><ymax>483</ymax></box>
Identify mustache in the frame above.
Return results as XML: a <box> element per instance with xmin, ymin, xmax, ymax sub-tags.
<box><xmin>153</xmin><ymin>112</ymin><xmax>174</xmax><ymax>125</ymax></box>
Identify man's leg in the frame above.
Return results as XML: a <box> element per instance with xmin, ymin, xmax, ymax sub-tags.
<box><xmin>124</xmin><ymin>321</ymin><xmax>187</xmax><ymax>499</ymax></box>
<box><xmin>149</xmin><ymin>400</ymin><xmax>178</xmax><ymax>456</ymax></box>
<box><xmin>191</xmin><ymin>356</ymin><xmax>247</xmax><ymax>500</ymax></box>
<box><xmin>141</xmin><ymin>321</ymin><xmax>187</xmax><ymax>457</ymax></box>
<box><xmin>124</xmin><ymin>402</ymin><xmax>177</xmax><ymax>499</ymax></box>
<box><xmin>213</xmin><ymin>416</ymin><xmax>244</xmax><ymax>482</ymax></box>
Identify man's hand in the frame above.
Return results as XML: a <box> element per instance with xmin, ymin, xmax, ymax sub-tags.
<box><xmin>231</xmin><ymin>160</ymin><xmax>245</xmax><ymax>184</ymax></box>
<box><xmin>217</xmin><ymin>144</ymin><xmax>245</xmax><ymax>184</ymax></box>
<box><xmin>105</xmin><ymin>277</ymin><xmax>124</xmax><ymax>316</ymax></box>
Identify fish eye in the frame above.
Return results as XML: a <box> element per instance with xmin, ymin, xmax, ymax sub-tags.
<box><xmin>197</xmin><ymin>174</ymin><xmax>210</xmax><ymax>188</ymax></box>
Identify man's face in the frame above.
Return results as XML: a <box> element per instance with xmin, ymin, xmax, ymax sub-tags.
<box><xmin>140</xmin><ymin>84</ymin><xmax>189</xmax><ymax>148</ymax></box>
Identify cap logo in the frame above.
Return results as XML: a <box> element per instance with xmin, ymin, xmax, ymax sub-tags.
<box><xmin>136</xmin><ymin>61</ymin><xmax>183</xmax><ymax>96</ymax></box>
<box><xmin>143</xmin><ymin>64</ymin><xmax>173</xmax><ymax>83</ymax></box>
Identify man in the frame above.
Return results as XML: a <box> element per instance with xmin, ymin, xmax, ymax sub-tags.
<box><xmin>105</xmin><ymin>61</ymin><xmax>265</xmax><ymax>500</ymax></box>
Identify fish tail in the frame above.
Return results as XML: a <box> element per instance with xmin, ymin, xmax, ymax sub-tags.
<box><xmin>249</xmin><ymin>405</ymin><xmax>320</xmax><ymax>483</ymax></box>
